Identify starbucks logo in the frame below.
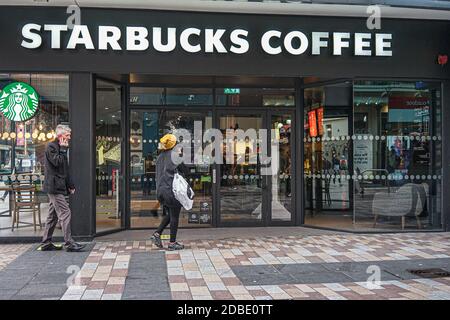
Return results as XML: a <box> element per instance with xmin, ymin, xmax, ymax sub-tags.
<box><xmin>0</xmin><ymin>82</ymin><xmax>39</xmax><ymax>122</ymax></box>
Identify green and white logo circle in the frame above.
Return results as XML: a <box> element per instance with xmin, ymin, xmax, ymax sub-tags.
<box><xmin>0</xmin><ymin>82</ymin><xmax>39</xmax><ymax>122</ymax></box>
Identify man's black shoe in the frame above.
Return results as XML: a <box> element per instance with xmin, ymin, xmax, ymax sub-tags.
<box><xmin>37</xmin><ymin>242</ymin><xmax>63</xmax><ymax>251</ymax></box>
<box><xmin>64</xmin><ymin>242</ymin><xmax>86</xmax><ymax>252</ymax></box>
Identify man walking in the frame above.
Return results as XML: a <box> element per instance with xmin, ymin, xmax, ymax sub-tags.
<box><xmin>38</xmin><ymin>124</ymin><xmax>85</xmax><ymax>252</ymax></box>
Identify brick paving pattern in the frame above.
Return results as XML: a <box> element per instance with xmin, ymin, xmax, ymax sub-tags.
<box><xmin>59</xmin><ymin>232</ymin><xmax>450</xmax><ymax>300</ymax></box>
<box><xmin>1</xmin><ymin>233</ymin><xmax>450</xmax><ymax>300</ymax></box>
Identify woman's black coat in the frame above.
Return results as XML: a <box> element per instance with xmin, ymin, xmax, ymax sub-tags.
<box><xmin>156</xmin><ymin>149</ymin><xmax>188</xmax><ymax>208</ymax></box>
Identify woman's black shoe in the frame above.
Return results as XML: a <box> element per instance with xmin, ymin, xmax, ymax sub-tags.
<box><xmin>168</xmin><ymin>242</ymin><xmax>184</xmax><ymax>251</ymax></box>
<box><xmin>151</xmin><ymin>232</ymin><xmax>163</xmax><ymax>248</ymax></box>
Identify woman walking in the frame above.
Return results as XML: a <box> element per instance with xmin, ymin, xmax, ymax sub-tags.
<box><xmin>151</xmin><ymin>133</ymin><xmax>186</xmax><ymax>251</ymax></box>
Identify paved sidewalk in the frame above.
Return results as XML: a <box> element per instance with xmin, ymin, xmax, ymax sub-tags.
<box><xmin>1</xmin><ymin>230</ymin><xmax>450</xmax><ymax>300</ymax></box>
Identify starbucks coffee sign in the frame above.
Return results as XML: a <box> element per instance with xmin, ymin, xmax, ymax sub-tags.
<box><xmin>0</xmin><ymin>82</ymin><xmax>39</xmax><ymax>122</ymax></box>
<box><xmin>20</xmin><ymin>24</ymin><xmax>393</xmax><ymax>57</ymax></box>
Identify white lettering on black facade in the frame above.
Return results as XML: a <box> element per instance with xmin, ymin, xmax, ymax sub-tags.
<box><xmin>21</xmin><ymin>24</ymin><xmax>393</xmax><ymax>57</ymax></box>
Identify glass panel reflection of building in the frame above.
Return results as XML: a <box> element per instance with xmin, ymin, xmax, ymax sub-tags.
<box><xmin>304</xmin><ymin>80</ymin><xmax>442</xmax><ymax>231</ymax></box>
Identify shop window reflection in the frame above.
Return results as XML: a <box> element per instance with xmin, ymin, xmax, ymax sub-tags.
<box><xmin>353</xmin><ymin>80</ymin><xmax>442</xmax><ymax>230</ymax></box>
<box><xmin>304</xmin><ymin>80</ymin><xmax>442</xmax><ymax>231</ymax></box>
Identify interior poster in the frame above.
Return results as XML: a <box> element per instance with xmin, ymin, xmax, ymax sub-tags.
<box><xmin>353</xmin><ymin>138</ymin><xmax>373</xmax><ymax>173</ymax></box>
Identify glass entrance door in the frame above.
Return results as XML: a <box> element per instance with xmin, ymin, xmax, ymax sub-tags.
<box><xmin>269</xmin><ymin>112</ymin><xmax>295</xmax><ymax>223</ymax></box>
<box><xmin>95</xmin><ymin>79</ymin><xmax>124</xmax><ymax>233</ymax></box>
<box><xmin>218</xmin><ymin>113</ymin><xmax>265</xmax><ymax>225</ymax></box>
<box><xmin>129</xmin><ymin>109</ymin><xmax>214</xmax><ymax>228</ymax></box>
<box><xmin>217</xmin><ymin>111</ymin><xmax>295</xmax><ymax>226</ymax></box>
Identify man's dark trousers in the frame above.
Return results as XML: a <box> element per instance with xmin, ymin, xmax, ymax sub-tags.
<box><xmin>42</xmin><ymin>194</ymin><xmax>74</xmax><ymax>245</ymax></box>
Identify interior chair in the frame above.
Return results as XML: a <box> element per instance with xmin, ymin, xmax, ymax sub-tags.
<box><xmin>372</xmin><ymin>183</ymin><xmax>426</xmax><ymax>230</ymax></box>
<box><xmin>11</xmin><ymin>184</ymin><xmax>42</xmax><ymax>231</ymax></box>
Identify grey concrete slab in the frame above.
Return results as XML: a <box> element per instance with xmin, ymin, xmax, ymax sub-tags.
<box><xmin>0</xmin><ymin>242</ymin><xmax>92</xmax><ymax>300</ymax></box>
<box><xmin>0</xmin><ymin>271</ymin><xmax>37</xmax><ymax>282</ymax></box>
<box><xmin>0</xmin><ymin>289</ymin><xmax>18</xmax><ymax>300</ymax></box>
<box><xmin>232</xmin><ymin>265</ymin><xmax>280</xmax><ymax>275</ymax></box>
<box><xmin>124</xmin><ymin>279</ymin><xmax>170</xmax><ymax>289</ymax></box>
<box><xmin>289</xmin><ymin>272</ymin><xmax>355</xmax><ymax>284</ymax></box>
<box><xmin>232</xmin><ymin>258</ymin><xmax>450</xmax><ymax>286</ymax></box>
<box><xmin>126</xmin><ymin>268</ymin><xmax>169</xmax><ymax>275</ymax></box>
<box><xmin>122</xmin><ymin>292</ymin><xmax>172</xmax><ymax>300</ymax></box>
<box><xmin>29</xmin><ymin>272</ymin><xmax>73</xmax><ymax>284</ymax></box>
<box><xmin>122</xmin><ymin>251</ymin><xmax>171</xmax><ymax>300</ymax></box>
<box><xmin>342</xmin><ymin>270</ymin><xmax>401</xmax><ymax>282</ymax></box>
<box><xmin>126</xmin><ymin>271</ymin><xmax>170</xmax><ymax>281</ymax></box>
<box><xmin>0</xmin><ymin>279</ymin><xmax>32</xmax><ymax>290</ymax></box>
<box><xmin>237</xmin><ymin>273</ymin><xmax>298</xmax><ymax>286</ymax></box>
<box><xmin>321</xmin><ymin>262</ymin><xmax>373</xmax><ymax>273</ymax></box>
<box><xmin>13</xmin><ymin>295</ymin><xmax>61</xmax><ymax>300</ymax></box>
<box><xmin>274</xmin><ymin>263</ymin><xmax>330</xmax><ymax>274</ymax></box>
<box><xmin>14</xmin><ymin>283</ymin><xmax>68</xmax><ymax>297</ymax></box>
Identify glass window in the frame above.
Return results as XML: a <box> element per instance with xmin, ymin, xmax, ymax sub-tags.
<box><xmin>304</xmin><ymin>80</ymin><xmax>442</xmax><ymax>231</ymax></box>
<box><xmin>0</xmin><ymin>73</ymin><xmax>69</xmax><ymax>236</ymax></box>
<box><xmin>353</xmin><ymin>80</ymin><xmax>442</xmax><ymax>230</ymax></box>
<box><xmin>303</xmin><ymin>83</ymin><xmax>352</xmax><ymax>217</ymax></box>
<box><xmin>129</xmin><ymin>87</ymin><xmax>213</xmax><ymax>106</ymax></box>
<box><xmin>166</xmin><ymin>88</ymin><xmax>213</xmax><ymax>105</ymax></box>
<box><xmin>129</xmin><ymin>87</ymin><xmax>164</xmax><ymax>105</ymax></box>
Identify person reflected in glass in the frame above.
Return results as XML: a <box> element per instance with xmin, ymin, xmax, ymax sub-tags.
<box><xmin>339</xmin><ymin>153</ymin><xmax>347</xmax><ymax>187</ymax></box>
<box><xmin>285</xmin><ymin>149</ymin><xmax>292</xmax><ymax>197</ymax></box>
<box><xmin>332</xmin><ymin>152</ymin><xmax>341</xmax><ymax>185</ymax></box>
<box><xmin>0</xmin><ymin>167</ymin><xmax>15</xmax><ymax>202</ymax></box>
<box><xmin>143</xmin><ymin>154</ymin><xmax>155</xmax><ymax>197</ymax></box>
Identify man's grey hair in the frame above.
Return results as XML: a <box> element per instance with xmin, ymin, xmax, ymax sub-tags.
<box><xmin>55</xmin><ymin>124</ymin><xmax>71</xmax><ymax>137</ymax></box>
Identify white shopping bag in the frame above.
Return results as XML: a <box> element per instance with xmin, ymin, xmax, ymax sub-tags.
<box><xmin>172</xmin><ymin>172</ymin><xmax>195</xmax><ymax>210</ymax></box>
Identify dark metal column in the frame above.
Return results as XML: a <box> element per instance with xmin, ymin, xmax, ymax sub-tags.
<box><xmin>442</xmin><ymin>80</ymin><xmax>450</xmax><ymax>232</ymax></box>
<box><xmin>69</xmin><ymin>73</ymin><xmax>95</xmax><ymax>240</ymax></box>
<box><xmin>295</xmin><ymin>78</ymin><xmax>304</xmax><ymax>225</ymax></box>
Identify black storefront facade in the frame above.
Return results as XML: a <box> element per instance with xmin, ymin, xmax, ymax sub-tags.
<box><xmin>0</xmin><ymin>4</ymin><xmax>449</xmax><ymax>241</ymax></box>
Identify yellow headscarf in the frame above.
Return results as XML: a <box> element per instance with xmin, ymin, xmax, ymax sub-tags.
<box><xmin>159</xmin><ymin>133</ymin><xmax>177</xmax><ymax>151</ymax></box>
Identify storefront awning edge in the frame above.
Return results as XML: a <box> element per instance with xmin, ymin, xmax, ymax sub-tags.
<box><xmin>0</xmin><ymin>0</ymin><xmax>449</xmax><ymax>21</ymax></box>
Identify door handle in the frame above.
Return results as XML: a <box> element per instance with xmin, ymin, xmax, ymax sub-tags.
<box><xmin>212</xmin><ymin>168</ymin><xmax>216</xmax><ymax>184</ymax></box>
